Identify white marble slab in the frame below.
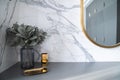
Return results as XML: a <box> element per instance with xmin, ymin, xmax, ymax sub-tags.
<box><xmin>0</xmin><ymin>0</ymin><xmax>19</xmax><ymax>73</ymax></box>
<box><xmin>1</xmin><ymin>0</ymin><xmax>120</xmax><ymax>73</ymax></box>
<box><xmin>16</xmin><ymin>0</ymin><xmax>120</xmax><ymax>62</ymax></box>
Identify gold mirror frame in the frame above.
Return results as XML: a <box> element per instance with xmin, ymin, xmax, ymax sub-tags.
<box><xmin>80</xmin><ymin>0</ymin><xmax>120</xmax><ymax>48</ymax></box>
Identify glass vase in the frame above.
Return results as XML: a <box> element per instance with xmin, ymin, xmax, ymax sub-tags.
<box><xmin>20</xmin><ymin>47</ymin><xmax>34</xmax><ymax>69</ymax></box>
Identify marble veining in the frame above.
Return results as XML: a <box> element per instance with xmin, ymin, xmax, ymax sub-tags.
<box><xmin>0</xmin><ymin>0</ymin><xmax>10</xmax><ymax>66</ymax></box>
<box><xmin>0</xmin><ymin>0</ymin><xmax>18</xmax><ymax>73</ymax></box>
<box><xmin>1</xmin><ymin>0</ymin><xmax>120</xmax><ymax>73</ymax></box>
<box><xmin>18</xmin><ymin>0</ymin><xmax>94</xmax><ymax>62</ymax></box>
<box><xmin>20</xmin><ymin>0</ymin><xmax>80</xmax><ymax>11</ymax></box>
<box><xmin>0</xmin><ymin>0</ymin><xmax>17</xmax><ymax>66</ymax></box>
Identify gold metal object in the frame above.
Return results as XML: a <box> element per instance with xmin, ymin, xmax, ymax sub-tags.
<box><xmin>24</xmin><ymin>67</ymin><xmax>48</xmax><ymax>76</ymax></box>
<box><xmin>24</xmin><ymin>53</ymin><xmax>48</xmax><ymax>75</ymax></box>
<box><xmin>41</xmin><ymin>53</ymin><xmax>48</xmax><ymax>67</ymax></box>
<box><xmin>80</xmin><ymin>0</ymin><xmax>120</xmax><ymax>48</ymax></box>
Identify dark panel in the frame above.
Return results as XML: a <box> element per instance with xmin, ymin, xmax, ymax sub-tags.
<box><xmin>117</xmin><ymin>0</ymin><xmax>120</xmax><ymax>43</ymax></box>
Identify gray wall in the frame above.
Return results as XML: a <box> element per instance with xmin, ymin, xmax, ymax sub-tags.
<box><xmin>86</xmin><ymin>0</ymin><xmax>117</xmax><ymax>46</ymax></box>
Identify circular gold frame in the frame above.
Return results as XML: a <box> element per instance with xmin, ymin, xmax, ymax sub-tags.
<box><xmin>80</xmin><ymin>0</ymin><xmax>120</xmax><ymax>48</ymax></box>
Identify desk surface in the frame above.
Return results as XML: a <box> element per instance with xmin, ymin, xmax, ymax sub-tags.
<box><xmin>0</xmin><ymin>62</ymin><xmax>120</xmax><ymax>80</ymax></box>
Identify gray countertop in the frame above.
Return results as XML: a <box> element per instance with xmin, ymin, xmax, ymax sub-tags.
<box><xmin>0</xmin><ymin>62</ymin><xmax>120</xmax><ymax>80</ymax></box>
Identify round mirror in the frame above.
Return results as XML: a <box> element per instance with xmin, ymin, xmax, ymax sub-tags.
<box><xmin>81</xmin><ymin>0</ymin><xmax>120</xmax><ymax>48</ymax></box>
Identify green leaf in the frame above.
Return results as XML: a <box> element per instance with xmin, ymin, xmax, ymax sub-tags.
<box><xmin>16</xmin><ymin>33</ymin><xmax>25</xmax><ymax>39</ymax></box>
<box><xmin>29</xmin><ymin>41</ymin><xmax>38</xmax><ymax>46</ymax></box>
<box><xmin>6</xmin><ymin>23</ymin><xmax>47</xmax><ymax>47</ymax></box>
<box><xmin>29</xmin><ymin>36</ymin><xmax>38</xmax><ymax>40</ymax></box>
<box><xmin>12</xmin><ymin>23</ymin><xmax>19</xmax><ymax>32</ymax></box>
<box><xmin>18</xmin><ymin>26</ymin><xmax>24</xmax><ymax>34</ymax></box>
<box><xmin>19</xmin><ymin>39</ymin><xmax>25</xmax><ymax>47</ymax></box>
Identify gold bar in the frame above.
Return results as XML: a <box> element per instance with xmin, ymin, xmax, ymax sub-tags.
<box><xmin>24</xmin><ymin>67</ymin><xmax>48</xmax><ymax>76</ymax></box>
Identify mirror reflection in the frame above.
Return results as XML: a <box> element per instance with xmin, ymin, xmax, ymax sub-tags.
<box><xmin>84</xmin><ymin>0</ymin><xmax>120</xmax><ymax>46</ymax></box>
